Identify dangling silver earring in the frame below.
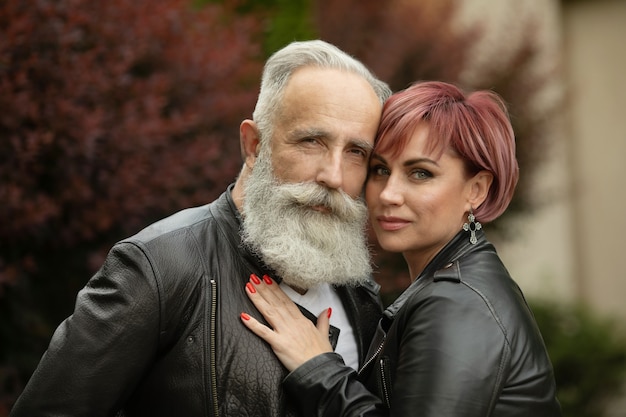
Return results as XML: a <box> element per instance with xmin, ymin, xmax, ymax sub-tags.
<box><xmin>462</xmin><ymin>208</ymin><xmax>481</xmax><ymax>244</ymax></box>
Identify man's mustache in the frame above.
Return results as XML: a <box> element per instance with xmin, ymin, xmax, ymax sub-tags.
<box><xmin>275</xmin><ymin>182</ymin><xmax>366</xmax><ymax>221</ymax></box>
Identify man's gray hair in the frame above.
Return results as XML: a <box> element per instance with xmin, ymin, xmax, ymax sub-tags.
<box><xmin>252</xmin><ymin>40</ymin><xmax>391</xmax><ymax>144</ymax></box>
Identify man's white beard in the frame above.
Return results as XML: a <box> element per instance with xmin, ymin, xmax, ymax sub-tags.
<box><xmin>241</xmin><ymin>149</ymin><xmax>372</xmax><ymax>290</ymax></box>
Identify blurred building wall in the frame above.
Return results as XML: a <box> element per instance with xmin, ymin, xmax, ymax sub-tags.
<box><xmin>496</xmin><ymin>0</ymin><xmax>626</xmax><ymax>319</ymax></box>
<box><xmin>563</xmin><ymin>0</ymin><xmax>626</xmax><ymax>317</ymax></box>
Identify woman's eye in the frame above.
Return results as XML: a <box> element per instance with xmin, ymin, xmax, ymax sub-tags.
<box><xmin>370</xmin><ymin>165</ymin><xmax>390</xmax><ymax>176</ymax></box>
<box><xmin>411</xmin><ymin>169</ymin><xmax>432</xmax><ymax>180</ymax></box>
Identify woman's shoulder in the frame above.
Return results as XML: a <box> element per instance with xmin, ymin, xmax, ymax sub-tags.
<box><xmin>399</xmin><ymin>250</ymin><xmax>523</xmax><ymax>321</ymax></box>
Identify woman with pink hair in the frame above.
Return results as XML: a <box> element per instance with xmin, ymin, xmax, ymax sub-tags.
<box><xmin>241</xmin><ymin>81</ymin><xmax>561</xmax><ymax>416</ymax></box>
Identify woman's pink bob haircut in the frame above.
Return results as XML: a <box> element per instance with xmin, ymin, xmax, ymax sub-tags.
<box><xmin>375</xmin><ymin>81</ymin><xmax>519</xmax><ymax>223</ymax></box>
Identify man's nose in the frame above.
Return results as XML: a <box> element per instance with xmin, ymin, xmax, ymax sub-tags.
<box><xmin>316</xmin><ymin>153</ymin><xmax>343</xmax><ymax>190</ymax></box>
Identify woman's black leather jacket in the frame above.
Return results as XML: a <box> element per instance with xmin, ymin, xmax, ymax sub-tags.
<box><xmin>283</xmin><ymin>230</ymin><xmax>562</xmax><ymax>417</ymax></box>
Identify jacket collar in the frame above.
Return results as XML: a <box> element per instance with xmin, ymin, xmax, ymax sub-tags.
<box><xmin>419</xmin><ymin>228</ymin><xmax>490</xmax><ymax>279</ymax></box>
<box><xmin>383</xmin><ymin>229</ymin><xmax>490</xmax><ymax>318</ymax></box>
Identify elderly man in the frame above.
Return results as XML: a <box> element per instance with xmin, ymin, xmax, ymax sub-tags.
<box><xmin>10</xmin><ymin>40</ymin><xmax>391</xmax><ymax>417</ymax></box>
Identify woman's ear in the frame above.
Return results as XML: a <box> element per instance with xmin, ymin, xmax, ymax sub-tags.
<box><xmin>240</xmin><ymin>120</ymin><xmax>261</xmax><ymax>169</ymax></box>
<box><xmin>467</xmin><ymin>170</ymin><xmax>493</xmax><ymax>210</ymax></box>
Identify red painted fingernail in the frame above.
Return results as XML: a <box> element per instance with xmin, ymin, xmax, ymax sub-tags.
<box><xmin>263</xmin><ymin>274</ymin><xmax>273</xmax><ymax>285</ymax></box>
<box><xmin>241</xmin><ymin>312</ymin><xmax>250</xmax><ymax>321</ymax></box>
<box><xmin>246</xmin><ymin>282</ymin><xmax>256</xmax><ymax>293</ymax></box>
<box><xmin>327</xmin><ymin>307</ymin><xmax>332</xmax><ymax>318</ymax></box>
<box><xmin>250</xmin><ymin>273</ymin><xmax>261</xmax><ymax>285</ymax></box>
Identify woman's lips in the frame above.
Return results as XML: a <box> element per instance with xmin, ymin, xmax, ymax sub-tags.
<box><xmin>376</xmin><ymin>215</ymin><xmax>410</xmax><ymax>231</ymax></box>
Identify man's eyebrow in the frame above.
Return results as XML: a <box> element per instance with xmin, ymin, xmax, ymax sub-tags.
<box><xmin>350</xmin><ymin>139</ymin><xmax>374</xmax><ymax>152</ymax></box>
<box><xmin>291</xmin><ymin>127</ymin><xmax>326</xmax><ymax>138</ymax></box>
<box><xmin>291</xmin><ymin>128</ymin><xmax>374</xmax><ymax>152</ymax></box>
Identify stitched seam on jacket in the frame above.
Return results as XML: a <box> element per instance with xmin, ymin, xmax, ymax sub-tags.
<box><xmin>461</xmin><ymin>280</ymin><xmax>510</xmax><ymax>412</ymax></box>
<box><xmin>120</xmin><ymin>241</ymin><xmax>164</xmax><ymax>347</ymax></box>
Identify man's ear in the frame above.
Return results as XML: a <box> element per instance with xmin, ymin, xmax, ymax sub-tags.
<box><xmin>240</xmin><ymin>119</ymin><xmax>261</xmax><ymax>169</ymax></box>
<box><xmin>467</xmin><ymin>170</ymin><xmax>493</xmax><ymax>210</ymax></box>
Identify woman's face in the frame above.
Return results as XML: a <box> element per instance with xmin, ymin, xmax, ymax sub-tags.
<box><xmin>366</xmin><ymin>123</ymin><xmax>477</xmax><ymax>270</ymax></box>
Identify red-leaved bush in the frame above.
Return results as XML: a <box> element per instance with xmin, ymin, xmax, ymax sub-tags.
<box><xmin>0</xmin><ymin>0</ymin><xmax>262</xmax><ymax>412</ymax></box>
<box><xmin>0</xmin><ymin>0</ymin><xmax>262</xmax><ymax>289</ymax></box>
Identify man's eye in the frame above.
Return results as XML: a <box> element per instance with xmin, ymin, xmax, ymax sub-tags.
<box><xmin>349</xmin><ymin>148</ymin><xmax>367</xmax><ymax>158</ymax></box>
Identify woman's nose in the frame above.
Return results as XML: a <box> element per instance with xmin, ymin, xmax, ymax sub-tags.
<box><xmin>378</xmin><ymin>177</ymin><xmax>404</xmax><ymax>206</ymax></box>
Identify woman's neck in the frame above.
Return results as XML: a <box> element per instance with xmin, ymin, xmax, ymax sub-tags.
<box><xmin>404</xmin><ymin>230</ymin><xmax>473</xmax><ymax>281</ymax></box>
<box><xmin>404</xmin><ymin>252</ymin><xmax>435</xmax><ymax>282</ymax></box>
<box><xmin>403</xmin><ymin>239</ymin><xmax>455</xmax><ymax>281</ymax></box>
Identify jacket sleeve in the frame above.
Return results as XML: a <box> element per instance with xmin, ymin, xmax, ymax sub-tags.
<box><xmin>283</xmin><ymin>353</ymin><xmax>389</xmax><ymax>417</ymax></box>
<box><xmin>283</xmin><ymin>283</ymin><xmax>510</xmax><ymax>417</ymax></box>
<box><xmin>387</xmin><ymin>285</ymin><xmax>509</xmax><ymax>416</ymax></box>
<box><xmin>10</xmin><ymin>242</ymin><xmax>162</xmax><ymax>417</ymax></box>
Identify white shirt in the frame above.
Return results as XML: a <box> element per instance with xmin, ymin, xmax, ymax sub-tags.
<box><xmin>280</xmin><ymin>282</ymin><xmax>359</xmax><ymax>370</ymax></box>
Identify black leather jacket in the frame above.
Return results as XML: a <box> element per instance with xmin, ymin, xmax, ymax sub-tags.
<box><xmin>10</xmin><ymin>185</ymin><xmax>383</xmax><ymax>417</ymax></box>
<box><xmin>283</xmin><ymin>230</ymin><xmax>562</xmax><ymax>417</ymax></box>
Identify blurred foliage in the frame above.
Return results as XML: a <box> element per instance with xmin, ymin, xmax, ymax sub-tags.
<box><xmin>530</xmin><ymin>300</ymin><xmax>626</xmax><ymax>417</ymax></box>
<box><xmin>0</xmin><ymin>0</ymin><xmax>263</xmax><ymax>412</ymax></box>
<box><xmin>314</xmin><ymin>0</ymin><xmax>472</xmax><ymax>88</ymax></box>
<box><xmin>0</xmin><ymin>0</ymin><xmax>261</xmax><ymax>255</ymax></box>
<box><xmin>198</xmin><ymin>0</ymin><xmax>316</xmax><ymax>55</ymax></box>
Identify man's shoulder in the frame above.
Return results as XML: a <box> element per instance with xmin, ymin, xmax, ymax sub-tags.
<box><xmin>132</xmin><ymin>204</ymin><xmax>214</xmax><ymax>243</ymax></box>
<box><xmin>106</xmin><ymin>192</ymin><xmax>238</xmax><ymax>301</ymax></box>
<box><xmin>126</xmin><ymin>190</ymin><xmax>235</xmax><ymax>246</ymax></box>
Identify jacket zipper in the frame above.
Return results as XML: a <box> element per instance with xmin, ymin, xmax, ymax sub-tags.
<box><xmin>379</xmin><ymin>358</ymin><xmax>391</xmax><ymax>408</ymax></box>
<box><xmin>209</xmin><ymin>278</ymin><xmax>219</xmax><ymax>417</ymax></box>
<box><xmin>358</xmin><ymin>337</ymin><xmax>385</xmax><ymax>375</ymax></box>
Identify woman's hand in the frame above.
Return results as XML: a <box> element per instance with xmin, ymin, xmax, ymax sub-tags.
<box><xmin>240</xmin><ymin>274</ymin><xmax>333</xmax><ymax>372</ymax></box>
